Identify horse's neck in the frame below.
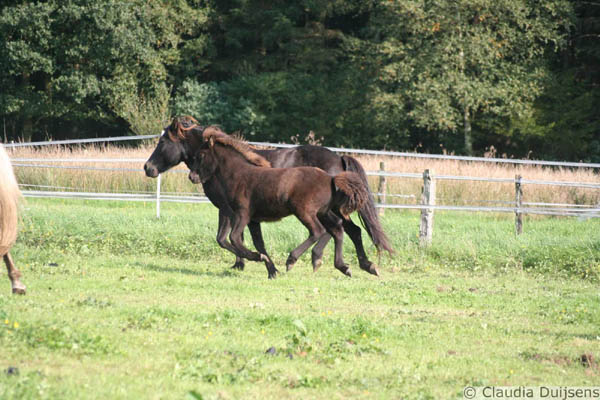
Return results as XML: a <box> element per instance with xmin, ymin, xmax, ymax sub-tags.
<box><xmin>183</xmin><ymin>135</ymin><xmax>203</xmax><ymax>165</ymax></box>
<box><xmin>213</xmin><ymin>145</ymin><xmax>256</xmax><ymax>180</ymax></box>
<box><xmin>201</xmin><ymin>176</ymin><xmax>226</xmax><ymax>205</ymax></box>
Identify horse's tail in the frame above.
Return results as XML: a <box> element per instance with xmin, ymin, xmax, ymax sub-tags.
<box><xmin>332</xmin><ymin>172</ymin><xmax>370</xmax><ymax>219</ymax></box>
<box><xmin>0</xmin><ymin>144</ymin><xmax>21</xmax><ymax>255</ymax></box>
<box><xmin>341</xmin><ymin>155</ymin><xmax>394</xmax><ymax>255</ymax></box>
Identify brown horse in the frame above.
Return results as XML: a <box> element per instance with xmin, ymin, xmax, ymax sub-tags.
<box><xmin>189</xmin><ymin>132</ymin><xmax>370</xmax><ymax>279</ymax></box>
<box><xmin>0</xmin><ymin>144</ymin><xmax>26</xmax><ymax>294</ymax></box>
<box><xmin>144</xmin><ymin>116</ymin><xmax>392</xmax><ymax>275</ymax></box>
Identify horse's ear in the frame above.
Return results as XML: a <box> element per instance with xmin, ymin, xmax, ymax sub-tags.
<box><xmin>209</xmin><ymin>136</ymin><xmax>215</xmax><ymax>148</ymax></box>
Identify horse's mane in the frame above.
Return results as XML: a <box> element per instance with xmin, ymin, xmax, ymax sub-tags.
<box><xmin>166</xmin><ymin>115</ymin><xmax>270</xmax><ymax>167</ymax></box>
<box><xmin>167</xmin><ymin>115</ymin><xmax>203</xmax><ymax>142</ymax></box>
<box><xmin>0</xmin><ymin>144</ymin><xmax>21</xmax><ymax>255</ymax></box>
<box><xmin>203</xmin><ymin>127</ymin><xmax>271</xmax><ymax>168</ymax></box>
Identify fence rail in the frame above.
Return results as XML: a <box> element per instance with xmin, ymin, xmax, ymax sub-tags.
<box><xmin>6</xmin><ymin>135</ymin><xmax>600</xmax><ymax>242</ymax></box>
<box><xmin>22</xmin><ymin>190</ymin><xmax>210</xmax><ymax>204</ymax></box>
<box><xmin>5</xmin><ymin>134</ymin><xmax>600</xmax><ymax>168</ymax></box>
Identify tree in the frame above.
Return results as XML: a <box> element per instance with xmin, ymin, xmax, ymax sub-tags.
<box><xmin>0</xmin><ymin>0</ymin><xmax>210</xmax><ymax>141</ymax></box>
<box><xmin>0</xmin><ymin>2</ymin><xmax>55</xmax><ymax>141</ymax></box>
<box><xmin>505</xmin><ymin>0</ymin><xmax>600</xmax><ymax>161</ymax></box>
<box><xmin>365</xmin><ymin>0</ymin><xmax>572</xmax><ymax>155</ymax></box>
<box><xmin>192</xmin><ymin>0</ymin><xmax>377</xmax><ymax>145</ymax></box>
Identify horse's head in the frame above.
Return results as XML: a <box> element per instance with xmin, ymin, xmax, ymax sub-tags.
<box><xmin>143</xmin><ymin>116</ymin><xmax>203</xmax><ymax>178</ymax></box>
<box><xmin>188</xmin><ymin>143</ymin><xmax>217</xmax><ymax>184</ymax></box>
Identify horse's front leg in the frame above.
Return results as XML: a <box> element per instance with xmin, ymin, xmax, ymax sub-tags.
<box><xmin>248</xmin><ymin>221</ymin><xmax>279</xmax><ymax>277</ymax></box>
<box><xmin>286</xmin><ymin>215</ymin><xmax>326</xmax><ymax>272</ymax></box>
<box><xmin>215</xmin><ymin>209</ymin><xmax>245</xmax><ymax>270</ymax></box>
<box><xmin>310</xmin><ymin>233</ymin><xmax>331</xmax><ymax>272</ymax></box>
<box><xmin>229</xmin><ymin>214</ymin><xmax>277</xmax><ymax>279</ymax></box>
<box><xmin>4</xmin><ymin>253</ymin><xmax>25</xmax><ymax>295</ymax></box>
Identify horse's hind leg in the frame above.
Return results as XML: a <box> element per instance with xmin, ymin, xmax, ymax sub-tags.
<box><xmin>248</xmin><ymin>221</ymin><xmax>278</xmax><ymax>276</ymax></box>
<box><xmin>215</xmin><ymin>210</ymin><xmax>245</xmax><ymax>270</ymax></box>
<box><xmin>4</xmin><ymin>253</ymin><xmax>25</xmax><ymax>295</ymax></box>
<box><xmin>320</xmin><ymin>212</ymin><xmax>352</xmax><ymax>277</ymax></box>
<box><xmin>310</xmin><ymin>233</ymin><xmax>331</xmax><ymax>272</ymax></box>
<box><xmin>342</xmin><ymin>218</ymin><xmax>379</xmax><ymax>276</ymax></box>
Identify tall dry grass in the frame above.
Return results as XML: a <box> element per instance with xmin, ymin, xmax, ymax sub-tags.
<box><xmin>6</xmin><ymin>144</ymin><xmax>600</xmax><ymax>207</ymax></box>
<box><xmin>7</xmin><ymin>143</ymin><xmax>198</xmax><ymax>196</ymax></box>
<box><xmin>359</xmin><ymin>154</ymin><xmax>599</xmax><ymax>207</ymax></box>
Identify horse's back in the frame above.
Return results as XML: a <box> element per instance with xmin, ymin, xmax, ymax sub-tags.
<box><xmin>265</xmin><ymin>145</ymin><xmax>344</xmax><ymax>175</ymax></box>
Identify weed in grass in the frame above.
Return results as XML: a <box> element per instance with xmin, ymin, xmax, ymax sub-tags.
<box><xmin>0</xmin><ymin>370</ymin><xmax>63</xmax><ymax>400</ymax></box>
<box><xmin>350</xmin><ymin>316</ymin><xmax>383</xmax><ymax>339</ymax></box>
<box><xmin>76</xmin><ymin>296</ymin><xmax>113</xmax><ymax>308</ymax></box>
<box><xmin>177</xmin><ymin>349</ymin><xmax>268</xmax><ymax>385</ymax></box>
<box><xmin>520</xmin><ymin>349</ymin><xmax>573</xmax><ymax>366</ymax></box>
<box><xmin>2</xmin><ymin>321</ymin><xmax>112</xmax><ymax>355</ymax></box>
<box><xmin>285</xmin><ymin>319</ymin><xmax>313</xmax><ymax>355</ymax></box>
<box><xmin>187</xmin><ymin>391</ymin><xmax>204</xmax><ymax>400</ymax></box>
<box><xmin>126</xmin><ymin>307</ymin><xmax>181</xmax><ymax>330</ymax></box>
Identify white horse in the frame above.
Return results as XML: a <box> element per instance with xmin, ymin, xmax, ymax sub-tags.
<box><xmin>0</xmin><ymin>144</ymin><xmax>25</xmax><ymax>294</ymax></box>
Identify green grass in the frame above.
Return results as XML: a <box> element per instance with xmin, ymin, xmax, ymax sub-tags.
<box><xmin>1</xmin><ymin>199</ymin><xmax>599</xmax><ymax>399</ymax></box>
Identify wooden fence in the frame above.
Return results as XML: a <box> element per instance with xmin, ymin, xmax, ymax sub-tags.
<box><xmin>373</xmin><ymin>166</ymin><xmax>600</xmax><ymax>245</ymax></box>
<box><xmin>6</xmin><ymin>136</ymin><xmax>600</xmax><ymax>243</ymax></box>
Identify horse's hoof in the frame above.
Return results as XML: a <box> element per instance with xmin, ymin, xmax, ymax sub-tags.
<box><xmin>336</xmin><ymin>265</ymin><xmax>352</xmax><ymax>277</ymax></box>
<box><xmin>359</xmin><ymin>261</ymin><xmax>374</xmax><ymax>272</ymax></box>
<box><xmin>312</xmin><ymin>259</ymin><xmax>322</xmax><ymax>272</ymax></box>
<box><xmin>285</xmin><ymin>255</ymin><xmax>297</xmax><ymax>271</ymax></box>
<box><xmin>268</xmin><ymin>269</ymin><xmax>279</xmax><ymax>279</ymax></box>
<box><xmin>231</xmin><ymin>261</ymin><xmax>245</xmax><ymax>271</ymax></box>
<box><xmin>12</xmin><ymin>286</ymin><xmax>26</xmax><ymax>295</ymax></box>
<box><xmin>368</xmin><ymin>264</ymin><xmax>380</xmax><ymax>277</ymax></box>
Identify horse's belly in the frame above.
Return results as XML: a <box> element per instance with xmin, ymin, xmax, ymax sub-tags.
<box><xmin>250</xmin><ymin>203</ymin><xmax>290</xmax><ymax>222</ymax></box>
<box><xmin>254</xmin><ymin>215</ymin><xmax>285</xmax><ymax>223</ymax></box>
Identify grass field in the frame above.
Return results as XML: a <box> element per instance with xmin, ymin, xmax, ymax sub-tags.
<box><xmin>1</xmin><ymin>198</ymin><xmax>600</xmax><ymax>399</ymax></box>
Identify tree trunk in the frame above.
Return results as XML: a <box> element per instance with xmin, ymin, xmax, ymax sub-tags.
<box><xmin>21</xmin><ymin>72</ymin><xmax>33</xmax><ymax>142</ymax></box>
<box><xmin>463</xmin><ymin>104</ymin><xmax>473</xmax><ymax>156</ymax></box>
<box><xmin>22</xmin><ymin>118</ymin><xmax>33</xmax><ymax>142</ymax></box>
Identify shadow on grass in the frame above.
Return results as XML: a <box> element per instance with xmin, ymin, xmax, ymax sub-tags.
<box><xmin>138</xmin><ymin>262</ymin><xmax>243</xmax><ymax>279</ymax></box>
<box><xmin>519</xmin><ymin>328</ymin><xmax>599</xmax><ymax>342</ymax></box>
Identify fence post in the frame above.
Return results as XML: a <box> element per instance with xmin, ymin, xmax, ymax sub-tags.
<box><xmin>419</xmin><ymin>169</ymin><xmax>436</xmax><ymax>246</ymax></box>
<box><xmin>515</xmin><ymin>174</ymin><xmax>522</xmax><ymax>235</ymax></box>
<box><xmin>156</xmin><ymin>174</ymin><xmax>161</xmax><ymax>219</ymax></box>
<box><xmin>378</xmin><ymin>161</ymin><xmax>387</xmax><ymax>215</ymax></box>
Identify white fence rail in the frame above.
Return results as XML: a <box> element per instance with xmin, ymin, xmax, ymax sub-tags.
<box><xmin>5</xmin><ymin>135</ymin><xmax>600</xmax><ymax>242</ymax></box>
<box><xmin>7</xmin><ymin>134</ymin><xmax>600</xmax><ymax>168</ymax></box>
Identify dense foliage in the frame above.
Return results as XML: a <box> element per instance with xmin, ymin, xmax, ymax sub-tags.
<box><xmin>0</xmin><ymin>0</ymin><xmax>597</xmax><ymax>160</ymax></box>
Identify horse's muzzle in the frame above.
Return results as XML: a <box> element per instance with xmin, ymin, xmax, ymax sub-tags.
<box><xmin>188</xmin><ymin>171</ymin><xmax>201</xmax><ymax>184</ymax></box>
<box><xmin>144</xmin><ymin>162</ymin><xmax>159</xmax><ymax>178</ymax></box>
